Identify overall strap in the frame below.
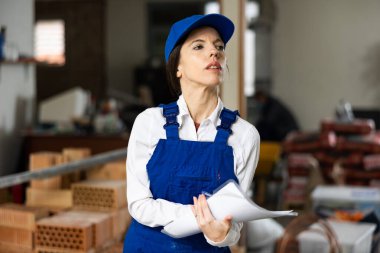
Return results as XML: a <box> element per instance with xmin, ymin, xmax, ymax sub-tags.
<box><xmin>215</xmin><ymin>108</ymin><xmax>239</xmax><ymax>144</ymax></box>
<box><xmin>159</xmin><ymin>102</ymin><xmax>180</xmax><ymax>140</ymax></box>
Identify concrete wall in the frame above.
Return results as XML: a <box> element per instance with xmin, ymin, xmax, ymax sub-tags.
<box><xmin>273</xmin><ymin>0</ymin><xmax>380</xmax><ymax>130</ymax></box>
<box><xmin>0</xmin><ymin>0</ymin><xmax>35</xmax><ymax>175</ymax></box>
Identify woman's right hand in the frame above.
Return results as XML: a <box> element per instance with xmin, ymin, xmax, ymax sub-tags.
<box><xmin>191</xmin><ymin>194</ymin><xmax>232</xmax><ymax>242</ymax></box>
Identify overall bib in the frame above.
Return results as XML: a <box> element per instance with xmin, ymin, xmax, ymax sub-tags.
<box><xmin>123</xmin><ymin>102</ymin><xmax>239</xmax><ymax>253</ymax></box>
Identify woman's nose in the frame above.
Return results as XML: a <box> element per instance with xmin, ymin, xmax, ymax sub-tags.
<box><xmin>209</xmin><ymin>48</ymin><xmax>219</xmax><ymax>59</ymax></box>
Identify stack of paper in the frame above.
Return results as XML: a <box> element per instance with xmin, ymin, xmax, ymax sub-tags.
<box><xmin>162</xmin><ymin>180</ymin><xmax>297</xmax><ymax>238</ymax></box>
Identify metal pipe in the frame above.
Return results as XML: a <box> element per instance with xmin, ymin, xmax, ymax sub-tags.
<box><xmin>0</xmin><ymin>148</ymin><xmax>127</xmax><ymax>189</ymax></box>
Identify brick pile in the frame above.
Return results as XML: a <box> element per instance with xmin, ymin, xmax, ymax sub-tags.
<box><xmin>282</xmin><ymin>118</ymin><xmax>380</xmax><ymax>208</ymax></box>
<box><xmin>26</xmin><ymin>148</ymin><xmax>91</xmax><ymax>210</ymax></box>
<box><xmin>86</xmin><ymin>161</ymin><xmax>126</xmax><ymax>181</ymax></box>
<box><xmin>15</xmin><ymin>148</ymin><xmax>130</xmax><ymax>253</ymax></box>
<box><xmin>0</xmin><ymin>203</ymin><xmax>49</xmax><ymax>253</ymax></box>
<box><xmin>71</xmin><ymin>180</ymin><xmax>131</xmax><ymax>243</ymax></box>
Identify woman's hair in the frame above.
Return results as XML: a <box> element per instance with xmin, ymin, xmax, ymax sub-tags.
<box><xmin>165</xmin><ymin>42</ymin><xmax>183</xmax><ymax>96</ymax></box>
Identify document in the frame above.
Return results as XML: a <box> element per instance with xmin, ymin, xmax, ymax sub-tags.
<box><xmin>162</xmin><ymin>180</ymin><xmax>298</xmax><ymax>238</ymax></box>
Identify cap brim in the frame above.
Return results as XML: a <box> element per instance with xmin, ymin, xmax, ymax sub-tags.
<box><xmin>165</xmin><ymin>14</ymin><xmax>234</xmax><ymax>62</ymax></box>
<box><xmin>180</xmin><ymin>14</ymin><xmax>234</xmax><ymax>46</ymax></box>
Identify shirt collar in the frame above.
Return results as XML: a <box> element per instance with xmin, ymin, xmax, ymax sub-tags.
<box><xmin>177</xmin><ymin>94</ymin><xmax>223</xmax><ymax>128</ymax></box>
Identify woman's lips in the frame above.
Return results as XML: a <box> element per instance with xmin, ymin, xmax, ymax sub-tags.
<box><xmin>206</xmin><ymin>61</ymin><xmax>222</xmax><ymax>70</ymax></box>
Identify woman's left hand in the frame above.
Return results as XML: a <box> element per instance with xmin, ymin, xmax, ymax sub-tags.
<box><xmin>191</xmin><ymin>194</ymin><xmax>232</xmax><ymax>242</ymax></box>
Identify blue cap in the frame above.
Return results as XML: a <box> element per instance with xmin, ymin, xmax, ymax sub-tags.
<box><xmin>164</xmin><ymin>14</ymin><xmax>235</xmax><ymax>62</ymax></box>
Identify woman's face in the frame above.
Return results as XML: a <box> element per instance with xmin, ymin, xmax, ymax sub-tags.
<box><xmin>177</xmin><ymin>26</ymin><xmax>226</xmax><ymax>89</ymax></box>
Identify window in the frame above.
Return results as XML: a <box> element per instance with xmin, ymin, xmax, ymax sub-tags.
<box><xmin>34</xmin><ymin>20</ymin><xmax>65</xmax><ymax>65</ymax></box>
<box><xmin>245</xmin><ymin>1</ymin><xmax>259</xmax><ymax>96</ymax></box>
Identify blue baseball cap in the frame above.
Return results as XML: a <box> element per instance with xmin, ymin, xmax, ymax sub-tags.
<box><xmin>164</xmin><ymin>13</ymin><xmax>235</xmax><ymax>62</ymax></box>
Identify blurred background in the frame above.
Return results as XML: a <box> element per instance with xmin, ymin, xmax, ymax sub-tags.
<box><xmin>1</xmin><ymin>0</ymin><xmax>380</xmax><ymax>252</ymax></box>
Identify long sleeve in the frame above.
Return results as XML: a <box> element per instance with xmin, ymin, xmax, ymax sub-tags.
<box><xmin>205</xmin><ymin>124</ymin><xmax>260</xmax><ymax>247</ymax></box>
<box><xmin>126</xmin><ymin>109</ymin><xmax>192</xmax><ymax>227</ymax></box>
<box><xmin>126</xmin><ymin>98</ymin><xmax>261</xmax><ymax>248</ymax></box>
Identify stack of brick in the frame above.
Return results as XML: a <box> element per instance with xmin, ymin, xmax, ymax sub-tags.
<box><xmin>32</xmin><ymin>178</ymin><xmax>130</xmax><ymax>253</ymax></box>
<box><xmin>282</xmin><ymin>153</ymin><xmax>315</xmax><ymax>210</ymax></box>
<box><xmin>35</xmin><ymin>215</ymin><xmax>94</xmax><ymax>253</ymax></box>
<box><xmin>35</xmin><ymin>209</ymin><xmax>116</xmax><ymax>253</ymax></box>
<box><xmin>282</xmin><ymin>118</ymin><xmax>380</xmax><ymax>208</ymax></box>
<box><xmin>86</xmin><ymin>160</ymin><xmax>126</xmax><ymax>181</ymax></box>
<box><xmin>23</xmin><ymin>149</ymin><xmax>129</xmax><ymax>252</ymax></box>
<box><xmin>61</xmin><ymin>148</ymin><xmax>91</xmax><ymax>189</ymax></box>
<box><xmin>0</xmin><ymin>203</ymin><xmax>49</xmax><ymax>253</ymax></box>
<box><xmin>71</xmin><ymin>180</ymin><xmax>131</xmax><ymax>242</ymax></box>
<box><xmin>26</xmin><ymin>148</ymin><xmax>91</xmax><ymax>211</ymax></box>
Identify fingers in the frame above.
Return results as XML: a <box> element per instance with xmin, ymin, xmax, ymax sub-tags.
<box><xmin>198</xmin><ymin>194</ymin><xmax>214</xmax><ymax>221</ymax></box>
<box><xmin>193</xmin><ymin>195</ymin><xmax>233</xmax><ymax>242</ymax></box>
<box><xmin>191</xmin><ymin>205</ymin><xmax>196</xmax><ymax>216</ymax></box>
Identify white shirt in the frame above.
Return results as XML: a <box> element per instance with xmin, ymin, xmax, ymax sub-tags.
<box><xmin>126</xmin><ymin>95</ymin><xmax>260</xmax><ymax>247</ymax></box>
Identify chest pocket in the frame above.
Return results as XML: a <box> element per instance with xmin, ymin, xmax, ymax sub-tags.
<box><xmin>168</xmin><ymin>165</ymin><xmax>214</xmax><ymax>204</ymax></box>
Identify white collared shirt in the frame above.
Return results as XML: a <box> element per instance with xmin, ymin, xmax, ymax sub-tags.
<box><xmin>126</xmin><ymin>95</ymin><xmax>260</xmax><ymax>247</ymax></box>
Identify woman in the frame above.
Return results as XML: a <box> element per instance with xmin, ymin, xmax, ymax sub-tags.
<box><xmin>123</xmin><ymin>13</ymin><xmax>260</xmax><ymax>252</ymax></box>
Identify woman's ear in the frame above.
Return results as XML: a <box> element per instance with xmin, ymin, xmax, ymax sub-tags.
<box><xmin>176</xmin><ymin>65</ymin><xmax>182</xmax><ymax>78</ymax></box>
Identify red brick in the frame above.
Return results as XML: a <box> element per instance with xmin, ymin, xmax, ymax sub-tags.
<box><xmin>86</xmin><ymin>160</ymin><xmax>126</xmax><ymax>181</ymax></box>
<box><xmin>72</xmin><ymin>180</ymin><xmax>126</xmax><ymax>211</ymax></box>
<box><xmin>101</xmin><ymin>242</ymin><xmax>123</xmax><ymax>253</ymax></box>
<box><xmin>26</xmin><ymin>187</ymin><xmax>73</xmax><ymax>209</ymax></box>
<box><xmin>56</xmin><ymin>210</ymin><xmax>113</xmax><ymax>248</ymax></box>
<box><xmin>29</xmin><ymin>152</ymin><xmax>63</xmax><ymax>190</ymax></box>
<box><xmin>62</xmin><ymin>148</ymin><xmax>91</xmax><ymax>189</ymax></box>
<box><xmin>36</xmin><ymin>215</ymin><xmax>93</xmax><ymax>251</ymax></box>
<box><xmin>109</xmin><ymin>206</ymin><xmax>131</xmax><ymax>239</ymax></box>
<box><xmin>35</xmin><ymin>246</ymin><xmax>95</xmax><ymax>253</ymax></box>
<box><xmin>0</xmin><ymin>203</ymin><xmax>49</xmax><ymax>230</ymax></box>
<box><xmin>0</xmin><ymin>242</ymin><xmax>34</xmax><ymax>253</ymax></box>
<box><xmin>0</xmin><ymin>225</ymin><xmax>33</xmax><ymax>249</ymax></box>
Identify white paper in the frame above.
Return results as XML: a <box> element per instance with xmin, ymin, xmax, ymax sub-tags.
<box><xmin>162</xmin><ymin>180</ymin><xmax>297</xmax><ymax>238</ymax></box>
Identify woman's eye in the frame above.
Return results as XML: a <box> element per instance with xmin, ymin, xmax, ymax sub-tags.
<box><xmin>216</xmin><ymin>45</ymin><xmax>225</xmax><ymax>51</ymax></box>
<box><xmin>193</xmin><ymin>45</ymin><xmax>203</xmax><ymax>50</ymax></box>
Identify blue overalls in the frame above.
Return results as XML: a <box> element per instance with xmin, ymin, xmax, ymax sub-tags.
<box><xmin>123</xmin><ymin>102</ymin><xmax>239</xmax><ymax>253</ymax></box>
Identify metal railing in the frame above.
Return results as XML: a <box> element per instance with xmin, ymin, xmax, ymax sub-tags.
<box><xmin>0</xmin><ymin>148</ymin><xmax>128</xmax><ymax>189</ymax></box>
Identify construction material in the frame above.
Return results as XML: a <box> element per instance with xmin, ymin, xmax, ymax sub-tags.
<box><xmin>0</xmin><ymin>243</ymin><xmax>34</xmax><ymax>253</ymax></box>
<box><xmin>0</xmin><ymin>203</ymin><xmax>49</xmax><ymax>230</ymax></box>
<box><xmin>86</xmin><ymin>160</ymin><xmax>126</xmax><ymax>180</ymax></box>
<box><xmin>72</xmin><ymin>180</ymin><xmax>126</xmax><ymax>211</ymax></box>
<box><xmin>62</xmin><ymin>148</ymin><xmax>91</xmax><ymax>188</ymax></box>
<box><xmin>26</xmin><ymin>188</ymin><xmax>73</xmax><ymax>208</ymax></box>
<box><xmin>36</xmin><ymin>216</ymin><xmax>93</xmax><ymax>252</ymax></box>
<box><xmin>110</xmin><ymin>206</ymin><xmax>131</xmax><ymax>238</ymax></box>
<box><xmin>55</xmin><ymin>210</ymin><xmax>113</xmax><ymax>248</ymax></box>
<box><xmin>0</xmin><ymin>226</ymin><xmax>33</xmax><ymax>250</ymax></box>
<box><xmin>35</xmin><ymin>247</ymin><xmax>95</xmax><ymax>253</ymax></box>
<box><xmin>30</xmin><ymin>152</ymin><xmax>63</xmax><ymax>190</ymax></box>
<box><xmin>0</xmin><ymin>148</ymin><xmax>127</xmax><ymax>189</ymax></box>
